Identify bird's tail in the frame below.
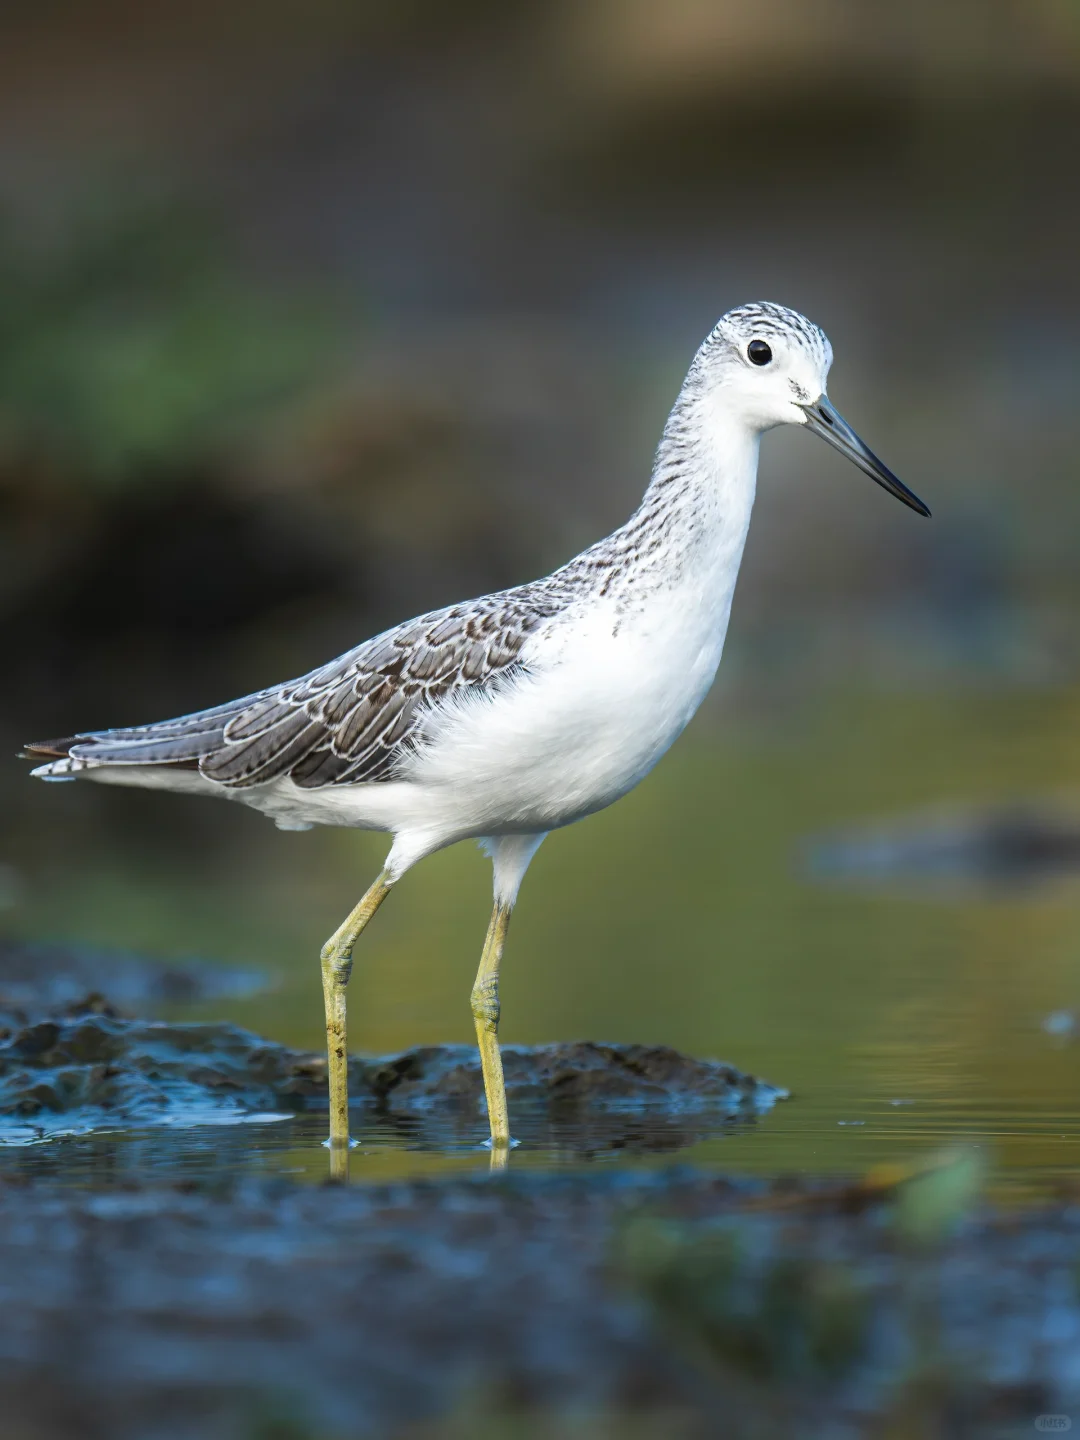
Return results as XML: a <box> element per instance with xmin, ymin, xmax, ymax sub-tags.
<box><xmin>21</xmin><ymin>741</ymin><xmax>83</xmax><ymax>782</ymax></box>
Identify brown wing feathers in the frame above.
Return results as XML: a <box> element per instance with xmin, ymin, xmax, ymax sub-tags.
<box><xmin>26</xmin><ymin>598</ymin><xmax>549</xmax><ymax>790</ymax></box>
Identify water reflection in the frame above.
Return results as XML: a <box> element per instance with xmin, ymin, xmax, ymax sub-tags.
<box><xmin>0</xmin><ymin>1108</ymin><xmax>781</xmax><ymax>1190</ymax></box>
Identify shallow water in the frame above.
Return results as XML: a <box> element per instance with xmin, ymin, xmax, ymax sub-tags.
<box><xmin>6</xmin><ymin>684</ymin><xmax>1080</xmax><ymax>1196</ymax></box>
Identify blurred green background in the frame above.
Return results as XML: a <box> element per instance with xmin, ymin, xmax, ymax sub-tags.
<box><xmin>3</xmin><ymin>0</ymin><xmax>1080</xmax><ymax>1186</ymax></box>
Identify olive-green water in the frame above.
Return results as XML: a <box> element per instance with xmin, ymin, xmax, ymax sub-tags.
<box><xmin>8</xmin><ymin>684</ymin><xmax>1080</xmax><ymax>1194</ymax></box>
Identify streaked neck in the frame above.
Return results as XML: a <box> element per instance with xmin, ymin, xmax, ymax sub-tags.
<box><xmin>629</xmin><ymin>381</ymin><xmax>761</xmax><ymax>568</ymax></box>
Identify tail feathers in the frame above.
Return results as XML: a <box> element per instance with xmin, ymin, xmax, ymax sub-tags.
<box><xmin>24</xmin><ymin>726</ymin><xmax>226</xmax><ymax>768</ymax></box>
<box><xmin>22</xmin><ymin>738</ymin><xmax>75</xmax><ymax>761</ymax></box>
<box><xmin>22</xmin><ymin>688</ymin><xmax>270</xmax><ymax>769</ymax></box>
<box><xmin>72</xmin><ymin>693</ymin><xmax>260</xmax><ymax>743</ymax></box>
<box><xmin>70</xmin><ymin>730</ymin><xmax>224</xmax><ymax>765</ymax></box>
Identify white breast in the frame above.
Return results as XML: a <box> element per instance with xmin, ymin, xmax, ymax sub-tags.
<box><xmin>398</xmin><ymin>585</ymin><xmax>731</xmax><ymax>837</ymax></box>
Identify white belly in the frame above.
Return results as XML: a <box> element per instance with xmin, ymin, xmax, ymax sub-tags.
<box><xmin>391</xmin><ymin>592</ymin><xmax>728</xmax><ymax>838</ymax></box>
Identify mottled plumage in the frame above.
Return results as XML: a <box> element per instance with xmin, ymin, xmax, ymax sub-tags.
<box><xmin>28</xmin><ymin>579</ymin><xmax>583</xmax><ymax>788</ymax></box>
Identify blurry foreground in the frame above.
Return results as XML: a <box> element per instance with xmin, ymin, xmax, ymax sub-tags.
<box><xmin>0</xmin><ymin>1149</ymin><xmax>1076</xmax><ymax>1440</ymax></box>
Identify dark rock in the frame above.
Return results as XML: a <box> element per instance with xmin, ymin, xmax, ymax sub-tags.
<box><xmin>0</xmin><ymin>1004</ymin><xmax>785</xmax><ymax>1143</ymax></box>
<box><xmin>11</xmin><ymin>1020</ymin><xmax>60</xmax><ymax>1057</ymax></box>
<box><xmin>368</xmin><ymin>1041</ymin><xmax>784</xmax><ymax>1117</ymax></box>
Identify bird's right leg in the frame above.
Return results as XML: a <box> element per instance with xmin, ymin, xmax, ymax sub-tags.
<box><xmin>470</xmin><ymin>899</ymin><xmax>513</xmax><ymax>1171</ymax></box>
<box><xmin>320</xmin><ymin>869</ymin><xmax>393</xmax><ymax>1179</ymax></box>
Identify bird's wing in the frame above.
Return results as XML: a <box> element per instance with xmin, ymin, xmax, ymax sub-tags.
<box><xmin>29</xmin><ymin>592</ymin><xmax>557</xmax><ymax>789</ymax></box>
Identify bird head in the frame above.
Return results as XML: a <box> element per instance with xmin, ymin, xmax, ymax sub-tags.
<box><xmin>703</xmin><ymin>301</ymin><xmax>930</xmax><ymax>517</ymax></box>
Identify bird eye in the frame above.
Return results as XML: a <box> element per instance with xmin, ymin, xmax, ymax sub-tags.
<box><xmin>747</xmin><ymin>339</ymin><xmax>772</xmax><ymax>366</ymax></box>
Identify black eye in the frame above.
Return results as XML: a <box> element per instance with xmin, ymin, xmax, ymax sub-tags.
<box><xmin>747</xmin><ymin>339</ymin><xmax>772</xmax><ymax>366</ymax></box>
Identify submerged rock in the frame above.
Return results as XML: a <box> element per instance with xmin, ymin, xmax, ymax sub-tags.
<box><xmin>0</xmin><ymin>1001</ymin><xmax>785</xmax><ymax>1143</ymax></box>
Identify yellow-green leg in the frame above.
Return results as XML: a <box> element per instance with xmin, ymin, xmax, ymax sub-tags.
<box><xmin>320</xmin><ymin>869</ymin><xmax>393</xmax><ymax>1180</ymax></box>
<box><xmin>470</xmin><ymin>900</ymin><xmax>513</xmax><ymax>1171</ymax></box>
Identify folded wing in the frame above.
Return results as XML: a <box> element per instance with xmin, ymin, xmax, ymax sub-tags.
<box><xmin>25</xmin><ymin>593</ymin><xmax>556</xmax><ymax>790</ymax></box>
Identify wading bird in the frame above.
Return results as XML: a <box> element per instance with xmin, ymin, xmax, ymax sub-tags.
<box><xmin>25</xmin><ymin>303</ymin><xmax>929</xmax><ymax>1175</ymax></box>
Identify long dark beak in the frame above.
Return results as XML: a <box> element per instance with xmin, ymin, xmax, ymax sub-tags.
<box><xmin>800</xmin><ymin>396</ymin><xmax>930</xmax><ymax>517</ymax></box>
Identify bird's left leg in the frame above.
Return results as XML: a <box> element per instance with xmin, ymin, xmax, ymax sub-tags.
<box><xmin>471</xmin><ymin>832</ymin><xmax>547</xmax><ymax>1172</ymax></box>
<box><xmin>320</xmin><ymin>869</ymin><xmax>393</xmax><ymax>1178</ymax></box>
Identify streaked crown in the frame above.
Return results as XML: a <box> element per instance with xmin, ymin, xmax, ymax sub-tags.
<box><xmin>716</xmin><ymin>301</ymin><xmax>833</xmax><ymax>372</ymax></box>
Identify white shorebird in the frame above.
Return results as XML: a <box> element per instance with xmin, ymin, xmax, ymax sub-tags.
<box><xmin>25</xmin><ymin>302</ymin><xmax>929</xmax><ymax>1174</ymax></box>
